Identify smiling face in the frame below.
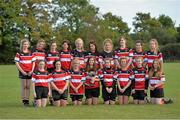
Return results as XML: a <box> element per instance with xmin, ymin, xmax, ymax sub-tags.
<box><xmin>135</xmin><ymin>42</ymin><xmax>142</xmax><ymax>52</ymax></box>
<box><xmin>75</xmin><ymin>39</ymin><xmax>83</xmax><ymax>50</ymax></box>
<box><xmin>119</xmin><ymin>37</ymin><xmax>126</xmax><ymax>48</ymax></box>
<box><xmin>153</xmin><ymin>59</ymin><xmax>160</xmax><ymax>70</ymax></box>
<box><xmin>104</xmin><ymin>42</ymin><xmax>112</xmax><ymax>52</ymax></box>
<box><xmin>89</xmin><ymin>57</ymin><xmax>95</xmax><ymax>66</ymax></box>
<box><xmin>104</xmin><ymin>59</ymin><xmax>111</xmax><ymax>68</ymax></box>
<box><xmin>38</xmin><ymin>61</ymin><xmax>46</xmax><ymax>70</ymax></box>
<box><xmin>136</xmin><ymin>57</ymin><xmax>143</xmax><ymax>68</ymax></box>
<box><xmin>90</xmin><ymin>43</ymin><xmax>96</xmax><ymax>52</ymax></box>
<box><xmin>55</xmin><ymin>61</ymin><xmax>61</xmax><ymax>70</ymax></box>
<box><xmin>62</xmin><ymin>42</ymin><xmax>69</xmax><ymax>51</ymax></box>
<box><xmin>50</xmin><ymin>42</ymin><xmax>57</xmax><ymax>51</ymax></box>
<box><xmin>37</xmin><ymin>41</ymin><xmax>45</xmax><ymax>50</ymax></box>
<box><xmin>72</xmin><ymin>59</ymin><xmax>80</xmax><ymax>71</ymax></box>
<box><xmin>120</xmin><ymin>58</ymin><xmax>127</xmax><ymax>68</ymax></box>
<box><xmin>22</xmin><ymin>41</ymin><xmax>29</xmax><ymax>50</ymax></box>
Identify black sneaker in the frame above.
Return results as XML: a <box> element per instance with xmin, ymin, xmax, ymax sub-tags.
<box><xmin>164</xmin><ymin>99</ymin><xmax>173</xmax><ymax>104</ymax></box>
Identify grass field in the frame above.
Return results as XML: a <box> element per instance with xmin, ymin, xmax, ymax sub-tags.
<box><xmin>0</xmin><ymin>63</ymin><xmax>180</xmax><ymax>119</ymax></box>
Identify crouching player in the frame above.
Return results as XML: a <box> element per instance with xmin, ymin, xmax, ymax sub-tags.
<box><xmin>51</xmin><ymin>60</ymin><xmax>69</xmax><ymax>107</ymax></box>
<box><xmin>115</xmin><ymin>58</ymin><xmax>132</xmax><ymax>105</ymax></box>
<box><xmin>131</xmin><ymin>57</ymin><xmax>149</xmax><ymax>104</ymax></box>
<box><xmin>69</xmin><ymin>59</ymin><xmax>85</xmax><ymax>105</ymax></box>
<box><xmin>84</xmin><ymin>57</ymin><xmax>100</xmax><ymax>105</ymax></box>
<box><xmin>149</xmin><ymin>59</ymin><xmax>165</xmax><ymax>105</ymax></box>
<box><xmin>99</xmin><ymin>59</ymin><xmax>116</xmax><ymax>105</ymax></box>
<box><xmin>32</xmin><ymin>60</ymin><xmax>52</xmax><ymax>107</ymax></box>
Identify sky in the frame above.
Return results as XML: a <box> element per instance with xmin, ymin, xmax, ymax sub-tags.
<box><xmin>90</xmin><ymin>0</ymin><xmax>180</xmax><ymax>31</ymax></box>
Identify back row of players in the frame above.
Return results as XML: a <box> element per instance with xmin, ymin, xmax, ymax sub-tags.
<box><xmin>14</xmin><ymin>37</ymin><xmax>165</xmax><ymax>107</ymax></box>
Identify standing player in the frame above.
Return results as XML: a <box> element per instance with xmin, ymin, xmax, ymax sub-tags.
<box><xmin>114</xmin><ymin>36</ymin><xmax>133</xmax><ymax>69</ymax></box>
<box><xmin>71</xmin><ymin>38</ymin><xmax>86</xmax><ymax>70</ymax></box>
<box><xmin>132</xmin><ymin>40</ymin><xmax>146</xmax><ymax>68</ymax></box>
<box><xmin>145</xmin><ymin>39</ymin><xmax>163</xmax><ymax>72</ymax></box>
<box><xmin>99</xmin><ymin>38</ymin><xmax>115</xmax><ymax>69</ymax></box>
<box><xmin>32</xmin><ymin>60</ymin><xmax>52</xmax><ymax>107</ymax></box>
<box><xmin>85</xmin><ymin>41</ymin><xmax>101</xmax><ymax>69</ymax></box>
<box><xmin>46</xmin><ymin>41</ymin><xmax>59</xmax><ymax>73</ymax></box>
<box><xmin>131</xmin><ymin>57</ymin><xmax>149</xmax><ymax>104</ymax></box>
<box><xmin>69</xmin><ymin>59</ymin><xmax>85</xmax><ymax>105</ymax></box>
<box><xmin>84</xmin><ymin>57</ymin><xmax>100</xmax><ymax>105</ymax></box>
<box><xmin>32</xmin><ymin>39</ymin><xmax>46</xmax><ymax>70</ymax></box>
<box><xmin>116</xmin><ymin>57</ymin><xmax>132</xmax><ymax>105</ymax></box>
<box><xmin>59</xmin><ymin>40</ymin><xmax>73</xmax><ymax>71</ymax></box>
<box><xmin>149</xmin><ymin>59</ymin><xmax>165</xmax><ymax>105</ymax></box>
<box><xmin>99</xmin><ymin>59</ymin><xmax>116</xmax><ymax>105</ymax></box>
<box><xmin>51</xmin><ymin>60</ymin><xmax>69</xmax><ymax>107</ymax></box>
<box><xmin>14</xmin><ymin>38</ymin><xmax>35</xmax><ymax>106</ymax></box>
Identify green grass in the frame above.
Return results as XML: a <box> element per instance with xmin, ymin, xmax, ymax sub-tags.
<box><xmin>0</xmin><ymin>63</ymin><xmax>180</xmax><ymax>119</ymax></box>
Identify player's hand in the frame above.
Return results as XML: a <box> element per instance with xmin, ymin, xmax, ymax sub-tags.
<box><xmin>109</xmin><ymin>88</ymin><xmax>113</xmax><ymax>93</ymax></box>
<box><xmin>27</xmin><ymin>71</ymin><xmax>33</xmax><ymax>76</ymax></box>
<box><xmin>22</xmin><ymin>71</ymin><xmax>27</xmax><ymax>75</ymax></box>
<box><xmin>144</xmin><ymin>89</ymin><xmax>147</xmax><ymax>93</ymax></box>
<box><xmin>48</xmin><ymin>91</ymin><xmax>51</xmax><ymax>97</ymax></box>
<box><xmin>58</xmin><ymin>89</ymin><xmax>63</xmax><ymax>94</ymax></box>
<box><xmin>74</xmin><ymin>88</ymin><xmax>78</xmax><ymax>93</ymax></box>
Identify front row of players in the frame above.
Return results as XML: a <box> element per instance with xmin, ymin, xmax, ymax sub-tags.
<box><xmin>31</xmin><ymin>57</ymin><xmax>165</xmax><ymax>107</ymax></box>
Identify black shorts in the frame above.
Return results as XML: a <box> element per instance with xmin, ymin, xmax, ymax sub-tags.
<box><xmin>133</xmin><ymin>90</ymin><xmax>146</xmax><ymax>100</ymax></box>
<box><xmin>102</xmin><ymin>87</ymin><xmax>116</xmax><ymax>102</ymax></box>
<box><xmin>52</xmin><ymin>89</ymin><xmax>68</xmax><ymax>101</ymax></box>
<box><xmin>35</xmin><ymin>86</ymin><xmax>49</xmax><ymax>99</ymax></box>
<box><xmin>19</xmin><ymin>71</ymin><xmax>32</xmax><ymax>79</ymax></box>
<box><xmin>117</xmin><ymin>86</ymin><xmax>131</xmax><ymax>96</ymax></box>
<box><xmin>150</xmin><ymin>88</ymin><xmax>164</xmax><ymax>98</ymax></box>
<box><xmin>70</xmin><ymin>95</ymin><xmax>83</xmax><ymax>101</ymax></box>
<box><xmin>85</xmin><ymin>88</ymin><xmax>100</xmax><ymax>99</ymax></box>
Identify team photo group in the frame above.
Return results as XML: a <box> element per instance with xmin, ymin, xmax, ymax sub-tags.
<box><xmin>14</xmin><ymin>36</ymin><xmax>171</xmax><ymax>107</ymax></box>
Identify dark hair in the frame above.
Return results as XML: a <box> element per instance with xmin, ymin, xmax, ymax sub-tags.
<box><xmin>53</xmin><ymin>59</ymin><xmax>61</xmax><ymax>69</ymax></box>
<box><xmin>86</xmin><ymin>57</ymin><xmax>97</xmax><ymax>72</ymax></box>
<box><xmin>62</xmin><ymin>39</ymin><xmax>71</xmax><ymax>50</ymax></box>
<box><xmin>135</xmin><ymin>40</ymin><xmax>143</xmax><ymax>46</ymax></box>
<box><xmin>89</xmin><ymin>40</ymin><xmax>98</xmax><ymax>53</ymax></box>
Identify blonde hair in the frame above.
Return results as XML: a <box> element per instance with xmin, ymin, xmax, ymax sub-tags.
<box><xmin>75</xmin><ymin>38</ymin><xmax>84</xmax><ymax>51</ymax></box>
<box><xmin>150</xmin><ymin>38</ymin><xmax>159</xmax><ymax>52</ymax></box>
<box><xmin>37</xmin><ymin>38</ymin><xmax>45</xmax><ymax>48</ymax></box>
<box><xmin>71</xmin><ymin>58</ymin><xmax>80</xmax><ymax>70</ymax></box>
<box><xmin>103</xmin><ymin>38</ymin><xmax>113</xmax><ymax>51</ymax></box>
<box><xmin>20</xmin><ymin>38</ymin><xmax>30</xmax><ymax>51</ymax></box>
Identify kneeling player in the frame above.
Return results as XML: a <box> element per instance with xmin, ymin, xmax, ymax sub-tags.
<box><xmin>69</xmin><ymin>59</ymin><xmax>85</xmax><ymax>105</ymax></box>
<box><xmin>149</xmin><ymin>59</ymin><xmax>165</xmax><ymax>105</ymax></box>
<box><xmin>131</xmin><ymin>57</ymin><xmax>149</xmax><ymax>104</ymax></box>
<box><xmin>51</xmin><ymin>60</ymin><xmax>69</xmax><ymax>107</ymax></box>
<box><xmin>32</xmin><ymin>60</ymin><xmax>52</xmax><ymax>107</ymax></box>
<box><xmin>116</xmin><ymin>58</ymin><xmax>132</xmax><ymax>105</ymax></box>
<box><xmin>99</xmin><ymin>59</ymin><xmax>116</xmax><ymax>105</ymax></box>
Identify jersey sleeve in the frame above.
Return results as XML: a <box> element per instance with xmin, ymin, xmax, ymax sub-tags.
<box><xmin>31</xmin><ymin>73</ymin><xmax>36</xmax><ymax>82</ymax></box>
<box><xmin>14</xmin><ymin>52</ymin><xmax>20</xmax><ymax>62</ymax></box>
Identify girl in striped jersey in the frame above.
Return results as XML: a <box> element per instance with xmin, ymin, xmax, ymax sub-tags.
<box><xmin>84</xmin><ymin>57</ymin><xmax>100</xmax><ymax>105</ymax></box>
<box><xmin>32</xmin><ymin>39</ymin><xmax>46</xmax><ymax>70</ymax></box>
<box><xmin>46</xmin><ymin>41</ymin><xmax>59</xmax><ymax>73</ymax></box>
<box><xmin>85</xmin><ymin>41</ymin><xmax>101</xmax><ymax>69</ymax></box>
<box><xmin>145</xmin><ymin>39</ymin><xmax>163</xmax><ymax>72</ymax></box>
<box><xmin>114</xmin><ymin>36</ymin><xmax>133</xmax><ymax>69</ymax></box>
<box><xmin>99</xmin><ymin>58</ymin><xmax>116</xmax><ymax>105</ymax></box>
<box><xmin>131</xmin><ymin>57</ymin><xmax>149</xmax><ymax>104</ymax></box>
<box><xmin>149</xmin><ymin>59</ymin><xmax>165</xmax><ymax>105</ymax></box>
<box><xmin>32</xmin><ymin>60</ymin><xmax>52</xmax><ymax>107</ymax></box>
<box><xmin>132</xmin><ymin>40</ymin><xmax>147</xmax><ymax>68</ymax></box>
<box><xmin>115</xmin><ymin>57</ymin><xmax>132</xmax><ymax>105</ymax></box>
<box><xmin>71</xmin><ymin>38</ymin><xmax>86</xmax><ymax>70</ymax></box>
<box><xmin>59</xmin><ymin>40</ymin><xmax>73</xmax><ymax>71</ymax></box>
<box><xmin>14</xmin><ymin>38</ymin><xmax>35</xmax><ymax>106</ymax></box>
<box><xmin>99</xmin><ymin>38</ymin><xmax>115</xmax><ymax>69</ymax></box>
<box><xmin>51</xmin><ymin>60</ymin><xmax>69</xmax><ymax>107</ymax></box>
<box><xmin>69</xmin><ymin>59</ymin><xmax>86</xmax><ymax>105</ymax></box>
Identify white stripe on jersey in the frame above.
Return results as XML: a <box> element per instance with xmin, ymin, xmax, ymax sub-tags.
<box><xmin>117</xmin><ymin>78</ymin><xmax>129</xmax><ymax>81</ymax></box>
<box><xmin>60</xmin><ymin>58</ymin><xmax>72</xmax><ymax>62</ymax></box>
